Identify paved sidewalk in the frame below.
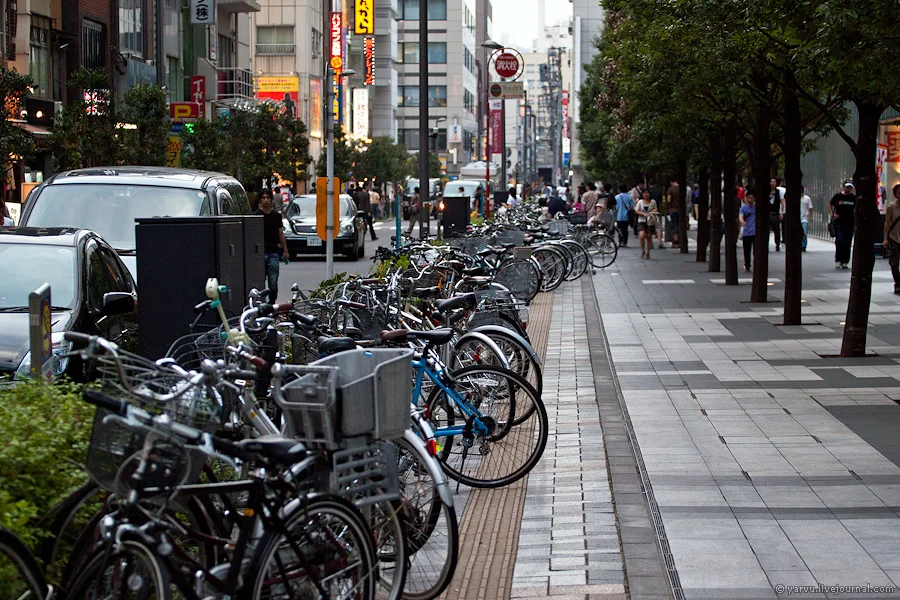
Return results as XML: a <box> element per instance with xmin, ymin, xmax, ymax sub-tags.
<box><xmin>593</xmin><ymin>231</ymin><xmax>900</xmax><ymax>599</ymax></box>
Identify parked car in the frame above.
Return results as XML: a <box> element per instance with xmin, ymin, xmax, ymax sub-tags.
<box><xmin>18</xmin><ymin>167</ymin><xmax>251</xmax><ymax>277</ymax></box>
<box><xmin>282</xmin><ymin>194</ymin><xmax>367</xmax><ymax>259</ymax></box>
<box><xmin>0</xmin><ymin>227</ymin><xmax>138</xmax><ymax>382</ymax></box>
<box><xmin>443</xmin><ymin>180</ymin><xmax>484</xmax><ymax>212</ymax></box>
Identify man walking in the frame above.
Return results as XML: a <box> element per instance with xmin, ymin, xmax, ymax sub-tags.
<box><xmin>768</xmin><ymin>178</ymin><xmax>785</xmax><ymax>251</ymax></box>
<box><xmin>254</xmin><ymin>189</ymin><xmax>289</xmax><ymax>303</ymax></box>
<box><xmin>884</xmin><ymin>184</ymin><xmax>900</xmax><ymax>294</ymax></box>
<box><xmin>666</xmin><ymin>179</ymin><xmax>680</xmax><ymax>248</ymax></box>
<box><xmin>615</xmin><ymin>184</ymin><xmax>634</xmax><ymax>247</ymax></box>
<box><xmin>739</xmin><ymin>190</ymin><xmax>757</xmax><ymax>272</ymax></box>
<box><xmin>355</xmin><ymin>182</ymin><xmax>378</xmax><ymax>241</ymax></box>
<box><xmin>582</xmin><ymin>183</ymin><xmax>600</xmax><ymax>219</ymax></box>
<box><xmin>800</xmin><ymin>186</ymin><xmax>813</xmax><ymax>251</ymax></box>
<box><xmin>830</xmin><ymin>180</ymin><xmax>856</xmax><ymax>269</ymax></box>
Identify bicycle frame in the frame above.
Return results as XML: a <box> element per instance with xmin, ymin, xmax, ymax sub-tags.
<box><xmin>411</xmin><ymin>356</ymin><xmax>491</xmax><ymax>438</ymax></box>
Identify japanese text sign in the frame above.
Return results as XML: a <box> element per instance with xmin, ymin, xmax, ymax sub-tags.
<box><xmin>364</xmin><ymin>37</ymin><xmax>375</xmax><ymax>85</ymax></box>
<box><xmin>190</xmin><ymin>0</ymin><xmax>215</xmax><ymax>24</ymax></box>
<box><xmin>887</xmin><ymin>131</ymin><xmax>900</xmax><ymax>163</ymax></box>
<box><xmin>355</xmin><ymin>0</ymin><xmax>374</xmax><ymax>35</ymax></box>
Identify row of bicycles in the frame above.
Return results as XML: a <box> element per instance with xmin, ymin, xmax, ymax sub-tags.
<box><xmin>2</xmin><ymin>202</ymin><xmax>615</xmax><ymax>600</ymax></box>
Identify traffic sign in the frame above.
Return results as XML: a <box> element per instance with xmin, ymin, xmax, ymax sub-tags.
<box><xmin>489</xmin><ymin>81</ymin><xmax>525</xmax><ymax>100</ymax></box>
<box><xmin>494</xmin><ymin>52</ymin><xmax>519</xmax><ymax>78</ymax></box>
<box><xmin>316</xmin><ymin>176</ymin><xmax>341</xmax><ymax>240</ymax></box>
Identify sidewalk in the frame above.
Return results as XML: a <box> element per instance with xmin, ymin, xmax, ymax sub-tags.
<box><xmin>592</xmin><ymin>231</ymin><xmax>900</xmax><ymax>599</ymax></box>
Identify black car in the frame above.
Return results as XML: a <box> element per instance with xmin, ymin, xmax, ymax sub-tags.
<box><xmin>0</xmin><ymin>228</ymin><xmax>138</xmax><ymax>382</ymax></box>
<box><xmin>282</xmin><ymin>194</ymin><xmax>367</xmax><ymax>259</ymax></box>
<box><xmin>18</xmin><ymin>167</ymin><xmax>252</xmax><ymax>277</ymax></box>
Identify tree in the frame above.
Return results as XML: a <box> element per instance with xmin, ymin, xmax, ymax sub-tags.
<box><xmin>354</xmin><ymin>136</ymin><xmax>410</xmax><ymax>185</ymax></box>
<box><xmin>406</xmin><ymin>152</ymin><xmax>441</xmax><ymax>179</ymax></box>
<box><xmin>181</xmin><ymin>115</ymin><xmax>234</xmax><ymax>174</ymax></box>
<box><xmin>274</xmin><ymin>114</ymin><xmax>312</xmax><ymax>190</ymax></box>
<box><xmin>316</xmin><ymin>125</ymin><xmax>359</xmax><ymax>181</ymax></box>
<box><xmin>0</xmin><ymin>65</ymin><xmax>35</xmax><ymax>172</ymax></box>
<box><xmin>49</xmin><ymin>69</ymin><xmax>119</xmax><ymax>171</ymax></box>
<box><xmin>118</xmin><ymin>84</ymin><xmax>169</xmax><ymax>166</ymax></box>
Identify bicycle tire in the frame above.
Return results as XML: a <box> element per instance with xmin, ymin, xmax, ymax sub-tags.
<box><xmin>560</xmin><ymin>240</ymin><xmax>589</xmax><ymax>280</ymax></box>
<box><xmin>531</xmin><ymin>247</ymin><xmax>565</xmax><ymax>292</ymax></box>
<box><xmin>426</xmin><ymin>365</ymin><xmax>548</xmax><ymax>488</ymax></box>
<box><xmin>64</xmin><ymin>537</ymin><xmax>170</xmax><ymax>600</ymax></box>
<box><xmin>588</xmin><ymin>233</ymin><xmax>618</xmax><ymax>269</ymax></box>
<box><xmin>39</xmin><ymin>480</ymin><xmax>106</xmax><ymax>582</ymax></box>
<box><xmin>450</xmin><ymin>332</ymin><xmax>511</xmax><ymax>372</ymax></box>
<box><xmin>247</xmin><ymin>494</ymin><xmax>378</xmax><ymax>600</ymax></box>
<box><xmin>469</xmin><ymin>325</ymin><xmax>543</xmax><ymax>420</ymax></box>
<box><xmin>550</xmin><ymin>242</ymin><xmax>576</xmax><ymax>280</ymax></box>
<box><xmin>366</xmin><ymin>499</ymin><xmax>409</xmax><ymax>600</ymax></box>
<box><xmin>0</xmin><ymin>528</ymin><xmax>49</xmax><ymax>600</ymax></box>
<box><xmin>493</xmin><ymin>259</ymin><xmax>541</xmax><ymax>304</ymax></box>
<box><xmin>396</xmin><ymin>437</ymin><xmax>459</xmax><ymax>600</ymax></box>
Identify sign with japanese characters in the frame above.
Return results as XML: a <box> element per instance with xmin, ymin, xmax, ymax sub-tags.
<box><xmin>353</xmin><ymin>87</ymin><xmax>369</xmax><ymax>138</ymax></box>
<box><xmin>189</xmin><ymin>76</ymin><xmax>206</xmax><ymax>117</ymax></box>
<box><xmin>364</xmin><ymin>37</ymin><xmax>375</xmax><ymax>85</ymax></box>
<box><xmin>355</xmin><ymin>0</ymin><xmax>374</xmax><ymax>35</ymax></box>
<box><xmin>490</xmin><ymin>99</ymin><xmax>502</xmax><ymax>156</ymax></box>
<box><xmin>310</xmin><ymin>78</ymin><xmax>323</xmax><ymax>138</ymax></box>
<box><xmin>562</xmin><ymin>90</ymin><xmax>569</xmax><ymax>140</ymax></box>
<box><xmin>190</xmin><ymin>0</ymin><xmax>215</xmax><ymax>24</ymax></box>
<box><xmin>887</xmin><ymin>131</ymin><xmax>900</xmax><ymax>163</ymax></box>
<box><xmin>330</xmin><ymin>12</ymin><xmax>344</xmax><ymax>125</ymax></box>
<box><xmin>166</xmin><ymin>136</ymin><xmax>183</xmax><ymax>167</ymax></box>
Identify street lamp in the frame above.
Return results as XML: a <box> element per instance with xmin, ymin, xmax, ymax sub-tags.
<box><xmin>325</xmin><ymin>68</ymin><xmax>356</xmax><ymax>278</ymax></box>
<box><xmin>481</xmin><ymin>39</ymin><xmax>503</xmax><ymax>218</ymax></box>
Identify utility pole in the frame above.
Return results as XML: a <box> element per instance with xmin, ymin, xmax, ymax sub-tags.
<box><xmin>417</xmin><ymin>0</ymin><xmax>429</xmax><ymax>238</ymax></box>
<box><xmin>325</xmin><ymin>65</ymin><xmax>336</xmax><ymax>278</ymax></box>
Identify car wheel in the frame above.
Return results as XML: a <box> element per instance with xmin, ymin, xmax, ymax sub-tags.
<box><xmin>344</xmin><ymin>240</ymin><xmax>357</xmax><ymax>260</ymax></box>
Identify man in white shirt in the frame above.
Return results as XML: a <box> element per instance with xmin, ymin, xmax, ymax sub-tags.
<box><xmin>800</xmin><ymin>186</ymin><xmax>813</xmax><ymax>252</ymax></box>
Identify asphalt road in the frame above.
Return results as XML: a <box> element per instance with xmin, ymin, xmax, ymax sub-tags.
<box><xmin>274</xmin><ymin>217</ymin><xmax>435</xmax><ymax>302</ymax></box>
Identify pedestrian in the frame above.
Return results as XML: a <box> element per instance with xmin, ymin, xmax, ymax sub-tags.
<box><xmin>666</xmin><ymin>179</ymin><xmax>680</xmax><ymax>248</ymax></box>
<box><xmin>254</xmin><ymin>189</ymin><xmax>289</xmax><ymax>303</ymax></box>
<box><xmin>582</xmin><ymin>183</ymin><xmax>599</xmax><ymax>219</ymax></box>
<box><xmin>739</xmin><ymin>190</ymin><xmax>757</xmax><ymax>272</ymax></box>
<box><xmin>635</xmin><ymin>188</ymin><xmax>659</xmax><ymax>259</ymax></box>
<box><xmin>354</xmin><ymin>182</ymin><xmax>378</xmax><ymax>241</ymax></box>
<box><xmin>648</xmin><ymin>182</ymin><xmax>665</xmax><ymax>249</ymax></box>
<box><xmin>548</xmin><ymin>188</ymin><xmax>567</xmax><ymax>217</ymax></box>
<box><xmin>475</xmin><ymin>185</ymin><xmax>485</xmax><ymax>215</ymax></box>
<box><xmin>508</xmin><ymin>186</ymin><xmax>520</xmax><ymax>208</ymax></box>
<box><xmin>884</xmin><ymin>183</ymin><xmax>900</xmax><ymax>294</ymax></box>
<box><xmin>768</xmin><ymin>177</ymin><xmax>785</xmax><ymax>251</ymax></box>
<box><xmin>800</xmin><ymin>186</ymin><xmax>813</xmax><ymax>252</ymax></box>
<box><xmin>407</xmin><ymin>186</ymin><xmax>421</xmax><ymax>236</ymax></box>
<box><xmin>615</xmin><ymin>184</ymin><xmax>633</xmax><ymax>247</ymax></box>
<box><xmin>370</xmin><ymin>185</ymin><xmax>382</xmax><ymax>220</ymax></box>
<box><xmin>830</xmin><ymin>180</ymin><xmax>856</xmax><ymax>269</ymax></box>
<box><xmin>629</xmin><ymin>181</ymin><xmax>645</xmax><ymax>236</ymax></box>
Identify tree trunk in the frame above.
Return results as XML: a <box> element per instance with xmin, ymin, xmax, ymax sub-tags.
<box><xmin>841</xmin><ymin>100</ymin><xmax>885</xmax><ymax>357</ymax></box>
<box><xmin>782</xmin><ymin>70</ymin><xmax>804</xmax><ymax>326</ymax></box>
<box><xmin>696</xmin><ymin>165</ymin><xmax>709</xmax><ymax>262</ymax></box>
<box><xmin>723</xmin><ymin>123</ymin><xmax>739</xmax><ymax>285</ymax></box>
<box><xmin>678</xmin><ymin>158</ymin><xmax>689</xmax><ymax>254</ymax></box>
<box><xmin>709</xmin><ymin>137</ymin><xmax>723</xmax><ymax>273</ymax></box>
<box><xmin>750</xmin><ymin>105</ymin><xmax>773</xmax><ymax>302</ymax></box>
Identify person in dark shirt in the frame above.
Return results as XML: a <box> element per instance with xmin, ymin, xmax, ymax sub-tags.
<box><xmin>353</xmin><ymin>182</ymin><xmax>378</xmax><ymax>241</ymax></box>
<box><xmin>768</xmin><ymin>178</ymin><xmax>785</xmax><ymax>251</ymax></box>
<box><xmin>254</xmin><ymin>189</ymin><xmax>289</xmax><ymax>303</ymax></box>
<box><xmin>548</xmin><ymin>191</ymin><xmax>567</xmax><ymax>217</ymax></box>
<box><xmin>830</xmin><ymin>180</ymin><xmax>856</xmax><ymax>268</ymax></box>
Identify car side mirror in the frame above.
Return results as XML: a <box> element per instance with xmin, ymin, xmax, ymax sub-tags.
<box><xmin>102</xmin><ymin>292</ymin><xmax>135</xmax><ymax>316</ymax></box>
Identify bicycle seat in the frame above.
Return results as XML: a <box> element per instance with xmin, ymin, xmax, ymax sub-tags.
<box><xmin>317</xmin><ymin>336</ymin><xmax>357</xmax><ymax>355</ymax></box>
<box><xmin>407</xmin><ymin>328</ymin><xmax>455</xmax><ymax>345</ymax></box>
<box><xmin>476</xmin><ymin>248</ymin><xmax>494</xmax><ymax>257</ymax></box>
<box><xmin>342</xmin><ymin>327</ymin><xmax>364</xmax><ymax>339</ymax></box>
<box><xmin>233</xmin><ymin>436</ymin><xmax>306</xmax><ymax>466</ymax></box>
<box><xmin>463</xmin><ymin>266</ymin><xmax>485</xmax><ymax>276</ymax></box>
<box><xmin>434</xmin><ymin>293</ymin><xmax>477</xmax><ymax>314</ymax></box>
<box><xmin>500</xmin><ymin>242</ymin><xmax>516</xmax><ymax>250</ymax></box>
<box><xmin>417</xmin><ymin>286</ymin><xmax>443</xmax><ymax>298</ymax></box>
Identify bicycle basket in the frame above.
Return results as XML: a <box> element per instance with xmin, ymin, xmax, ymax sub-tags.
<box><xmin>165</xmin><ymin>331</ymin><xmax>228</xmax><ymax>370</ymax></box>
<box><xmin>273</xmin><ymin>349</ymin><xmax>413</xmax><ymax>450</ymax></box>
<box><xmin>547</xmin><ymin>220</ymin><xmax>570</xmax><ymax>235</ymax></box>
<box><xmin>332</xmin><ymin>441</ymin><xmax>400</xmax><ymax>507</ymax></box>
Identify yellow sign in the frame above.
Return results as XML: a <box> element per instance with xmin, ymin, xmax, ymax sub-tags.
<box><xmin>166</xmin><ymin>136</ymin><xmax>183</xmax><ymax>167</ymax></box>
<box><xmin>330</xmin><ymin>56</ymin><xmax>343</xmax><ymax>70</ymax></box>
<box><xmin>257</xmin><ymin>76</ymin><xmax>299</xmax><ymax>93</ymax></box>
<box><xmin>316</xmin><ymin>177</ymin><xmax>342</xmax><ymax>240</ymax></box>
<box><xmin>355</xmin><ymin>0</ymin><xmax>374</xmax><ymax>34</ymax></box>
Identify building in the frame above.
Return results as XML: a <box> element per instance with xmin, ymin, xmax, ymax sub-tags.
<box><xmin>395</xmin><ymin>0</ymin><xmax>479</xmax><ymax>177</ymax></box>
<box><xmin>571</xmin><ymin>0</ymin><xmax>603</xmax><ymax>186</ymax></box>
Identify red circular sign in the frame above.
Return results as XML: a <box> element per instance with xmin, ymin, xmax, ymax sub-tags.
<box><xmin>494</xmin><ymin>53</ymin><xmax>520</xmax><ymax>79</ymax></box>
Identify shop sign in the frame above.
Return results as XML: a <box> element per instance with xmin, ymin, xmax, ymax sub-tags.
<box><xmin>355</xmin><ymin>0</ymin><xmax>374</xmax><ymax>35</ymax></box>
<box><xmin>190</xmin><ymin>0</ymin><xmax>215</xmax><ymax>24</ymax></box>
<box><xmin>887</xmin><ymin>131</ymin><xmax>900</xmax><ymax>163</ymax></box>
<box><xmin>364</xmin><ymin>37</ymin><xmax>375</xmax><ymax>85</ymax></box>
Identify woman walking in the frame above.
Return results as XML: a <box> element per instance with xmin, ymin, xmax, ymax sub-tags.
<box><xmin>635</xmin><ymin>188</ymin><xmax>659</xmax><ymax>260</ymax></box>
<box><xmin>739</xmin><ymin>190</ymin><xmax>757</xmax><ymax>272</ymax></box>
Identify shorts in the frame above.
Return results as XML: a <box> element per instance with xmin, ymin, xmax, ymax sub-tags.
<box><xmin>638</xmin><ymin>223</ymin><xmax>656</xmax><ymax>234</ymax></box>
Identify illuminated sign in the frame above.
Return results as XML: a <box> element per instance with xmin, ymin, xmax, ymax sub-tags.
<box><xmin>310</xmin><ymin>78</ymin><xmax>323</xmax><ymax>138</ymax></box>
<box><xmin>355</xmin><ymin>0</ymin><xmax>374</xmax><ymax>35</ymax></box>
<box><xmin>330</xmin><ymin>12</ymin><xmax>344</xmax><ymax>125</ymax></box>
<box><xmin>561</xmin><ymin>90</ymin><xmax>569</xmax><ymax>140</ymax></box>
<box><xmin>364</xmin><ymin>37</ymin><xmax>375</xmax><ymax>85</ymax></box>
<box><xmin>353</xmin><ymin>87</ymin><xmax>369</xmax><ymax>138</ymax></box>
<box><xmin>169</xmin><ymin>102</ymin><xmax>200</xmax><ymax>121</ymax></box>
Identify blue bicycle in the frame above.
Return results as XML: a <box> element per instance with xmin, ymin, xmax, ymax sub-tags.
<box><xmin>383</xmin><ymin>328</ymin><xmax>548</xmax><ymax>488</ymax></box>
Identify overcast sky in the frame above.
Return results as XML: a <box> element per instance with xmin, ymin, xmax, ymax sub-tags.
<box><xmin>491</xmin><ymin>0</ymin><xmax>572</xmax><ymax>50</ymax></box>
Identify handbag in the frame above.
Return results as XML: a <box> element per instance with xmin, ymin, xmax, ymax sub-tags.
<box><xmin>827</xmin><ymin>219</ymin><xmax>836</xmax><ymax>237</ymax></box>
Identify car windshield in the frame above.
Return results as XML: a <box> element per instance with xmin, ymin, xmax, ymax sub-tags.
<box><xmin>24</xmin><ymin>184</ymin><xmax>209</xmax><ymax>251</ymax></box>
<box><xmin>285</xmin><ymin>196</ymin><xmax>354</xmax><ymax>218</ymax></box>
<box><xmin>0</xmin><ymin>244</ymin><xmax>77</xmax><ymax>309</ymax></box>
<box><xmin>444</xmin><ymin>182</ymin><xmax>481</xmax><ymax>197</ymax></box>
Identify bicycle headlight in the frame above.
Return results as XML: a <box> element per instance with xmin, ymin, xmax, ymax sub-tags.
<box><xmin>14</xmin><ymin>332</ymin><xmax>72</xmax><ymax>380</ymax></box>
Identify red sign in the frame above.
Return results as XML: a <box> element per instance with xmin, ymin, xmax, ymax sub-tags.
<box><xmin>494</xmin><ymin>52</ymin><xmax>519</xmax><ymax>79</ymax></box>
<box><xmin>189</xmin><ymin>76</ymin><xmax>206</xmax><ymax>118</ymax></box>
<box><xmin>562</xmin><ymin>90</ymin><xmax>569</xmax><ymax>140</ymax></box>
<box><xmin>364</xmin><ymin>37</ymin><xmax>375</xmax><ymax>85</ymax></box>
<box><xmin>490</xmin><ymin>101</ymin><xmax>503</xmax><ymax>155</ymax></box>
<box><xmin>330</xmin><ymin>12</ymin><xmax>343</xmax><ymax>73</ymax></box>
<box><xmin>887</xmin><ymin>131</ymin><xmax>900</xmax><ymax>163</ymax></box>
<box><xmin>170</xmin><ymin>102</ymin><xmax>200</xmax><ymax>120</ymax></box>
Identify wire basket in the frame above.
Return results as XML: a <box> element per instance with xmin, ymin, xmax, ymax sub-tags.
<box><xmin>273</xmin><ymin>349</ymin><xmax>413</xmax><ymax>450</ymax></box>
<box><xmin>331</xmin><ymin>304</ymin><xmax>391</xmax><ymax>340</ymax></box>
<box><xmin>331</xmin><ymin>441</ymin><xmax>400</xmax><ymax>507</ymax></box>
<box><xmin>165</xmin><ymin>331</ymin><xmax>228</xmax><ymax>371</ymax></box>
<box><xmin>546</xmin><ymin>220</ymin><xmax>570</xmax><ymax>236</ymax></box>
<box><xmin>494</xmin><ymin>229</ymin><xmax>527</xmax><ymax>246</ymax></box>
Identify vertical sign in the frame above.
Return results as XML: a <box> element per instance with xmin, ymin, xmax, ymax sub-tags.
<box><xmin>166</xmin><ymin>136</ymin><xmax>184</xmax><ymax>167</ymax></box>
<box><xmin>364</xmin><ymin>37</ymin><xmax>375</xmax><ymax>85</ymax></box>
<box><xmin>191</xmin><ymin>0</ymin><xmax>215</xmax><ymax>24</ymax></box>
<box><xmin>877</xmin><ymin>143</ymin><xmax>888</xmax><ymax>213</ymax></box>
<box><xmin>561</xmin><ymin>90</ymin><xmax>569</xmax><ymax>140</ymax></box>
<box><xmin>329</xmin><ymin>12</ymin><xmax>344</xmax><ymax>125</ymax></box>
<box><xmin>28</xmin><ymin>283</ymin><xmax>52</xmax><ymax>381</ymax></box>
<box><xmin>490</xmin><ymin>99</ymin><xmax>502</xmax><ymax>156</ymax></box>
<box><xmin>353</xmin><ymin>87</ymin><xmax>369</xmax><ymax>138</ymax></box>
<box><xmin>310</xmin><ymin>78</ymin><xmax>323</xmax><ymax>138</ymax></box>
<box><xmin>887</xmin><ymin>131</ymin><xmax>900</xmax><ymax>163</ymax></box>
<box><xmin>208</xmin><ymin>23</ymin><xmax>217</xmax><ymax>62</ymax></box>
<box><xmin>355</xmin><ymin>0</ymin><xmax>374</xmax><ymax>34</ymax></box>
<box><xmin>190</xmin><ymin>76</ymin><xmax>206</xmax><ymax>117</ymax></box>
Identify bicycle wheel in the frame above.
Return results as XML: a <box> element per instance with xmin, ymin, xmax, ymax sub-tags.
<box><xmin>469</xmin><ymin>325</ymin><xmax>543</xmax><ymax>422</ymax></box>
<box><xmin>588</xmin><ymin>233</ymin><xmax>618</xmax><ymax>269</ymax></box>
<box><xmin>560</xmin><ymin>240</ymin><xmax>589</xmax><ymax>280</ymax></box>
<box><xmin>39</xmin><ymin>480</ymin><xmax>106</xmax><ymax>584</ymax></box>
<box><xmin>248</xmin><ymin>494</ymin><xmax>378</xmax><ymax>600</ymax></box>
<box><xmin>0</xmin><ymin>528</ymin><xmax>49</xmax><ymax>600</ymax></box>
<box><xmin>426</xmin><ymin>366</ymin><xmax>548</xmax><ymax>488</ymax></box>
<box><xmin>531</xmin><ymin>247</ymin><xmax>565</xmax><ymax>292</ymax></box>
<box><xmin>550</xmin><ymin>242</ymin><xmax>575</xmax><ymax>280</ymax></box>
<box><xmin>396</xmin><ymin>437</ymin><xmax>459</xmax><ymax>600</ymax></box>
<box><xmin>64</xmin><ymin>537</ymin><xmax>170</xmax><ymax>599</ymax></box>
<box><xmin>493</xmin><ymin>259</ymin><xmax>541</xmax><ymax>304</ymax></box>
<box><xmin>364</xmin><ymin>499</ymin><xmax>407</xmax><ymax>600</ymax></box>
<box><xmin>450</xmin><ymin>332</ymin><xmax>510</xmax><ymax>372</ymax></box>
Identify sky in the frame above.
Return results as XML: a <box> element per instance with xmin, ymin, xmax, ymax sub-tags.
<box><xmin>490</xmin><ymin>0</ymin><xmax>572</xmax><ymax>51</ymax></box>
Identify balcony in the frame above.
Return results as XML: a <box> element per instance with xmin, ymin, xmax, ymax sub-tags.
<box><xmin>255</xmin><ymin>43</ymin><xmax>296</xmax><ymax>56</ymax></box>
<box><xmin>217</xmin><ymin>68</ymin><xmax>254</xmax><ymax>100</ymax></box>
<box><xmin>217</xmin><ymin>0</ymin><xmax>260</xmax><ymax>13</ymax></box>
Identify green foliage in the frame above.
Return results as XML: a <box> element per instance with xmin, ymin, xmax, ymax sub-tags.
<box><xmin>406</xmin><ymin>151</ymin><xmax>441</xmax><ymax>179</ymax></box>
<box><xmin>0</xmin><ymin>65</ymin><xmax>35</xmax><ymax>171</ymax></box>
<box><xmin>0</xmin><ymin>381</ymin><xmax>93</xmax><ymax>548</ymax></box>
<box><xmin>49</xmin><ymin>69</ymin><xmax>119</xmax><ymax>171</ymax></box>
<box><xmin>181</xmin><ymin>114</ymin><xmax>234</xmax><ymax>173</ymax></box>
<box><xmin>308</xmin><ymin>271</ymin><xmax>357</xmax><ymax>299</ymax></box>
<box><xmin>355</xmin><ymin>136</ymin><xmax>411</xmax><ymax>186</ymax></box>
<box><xmin>316</xmin><ymin>125</ymin><xmax>358</xmax><ymax>180</ymax></box>
<box><xmin>118</xmin><ymin>84</ymin><xmax>169</xmax><ymax>166</ymax></box>
<box><xmin>371</xmin><ymin>254</ymin><xmax>411</xmax><ymax>279</ymax></box>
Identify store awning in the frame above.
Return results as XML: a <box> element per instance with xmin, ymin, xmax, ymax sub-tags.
<box><xmin>14</xmin><ymin>122</ymin><xmax>51</xmax><ymax>136</ymax></box>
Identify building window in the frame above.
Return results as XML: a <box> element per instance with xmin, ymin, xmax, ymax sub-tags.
<box><xmin>256</xmin><ymin>25</ymin><xmax>295</xmax><ymax>56</ymax></box>
<box><xmin>464</xmin><ymin>89</ymin><xmax>475</xmax><ymax>113</ymax></box>
<box><xmin>29</xmin><ymin>16</ymin><xmax>50</xmax><ymax>99</ymax></box>
<box><xmin>399</xmin><ymin>42</ymin><xmax>446</xmax><ymax>64</ymax></box>
<box><xmin>428</xmin><ymin>129</ymin><xmax>447</xmax><ymax>151</ymax></box>
<box><xmin>218</xmin><ymin>34</ymin><xmax>234</xmax><ymax>67</ymax></box>
<box><xmin>119</xmin><ymin>0</ymin><xmax>143</xmax><ymax>55</ymax></box>
<box><xmin>166</xmin><ymin>56</ymin><xmax>180</xmax><ymax>102</ymax></box>
<box><xmin>399</xmin><ymin>129</ymin><xmax>419</xmax><ymax>151</ymax></box>
<box><xmin>311</xmin><ymin>27</ymin><xmax>322</xmax><ymax>58</ymax></box>
<box><xmin>81</xmin><ymin>20</ymin><xmax>106</xmax><ymax>69</ymax></box>
<box><xmin>400</xmin><ymin>0</ymin><xmax>446</xmax><ymax>20</ymax></box>
<box><xmin>464</xmin><ymin>48</ymin><xmax>476</xmax><ymax>74</ymax></box>
<box><xmin>398</xmin><ymin>85</ymin><xmax>419</xmax><ymax>107</ymax></box>
<box><xmin>428</xmin><ymin>85</ymin><xmax>446</xmax><ymax>107</ymax></box>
